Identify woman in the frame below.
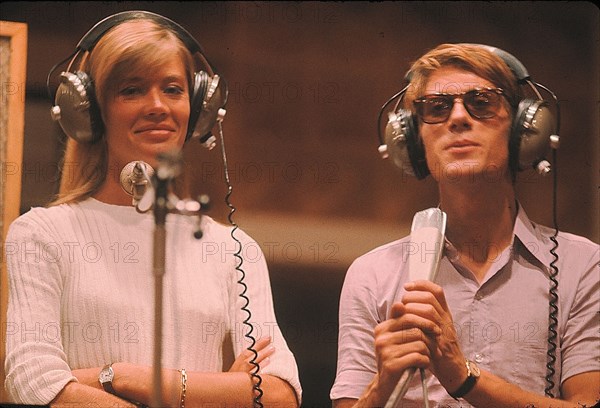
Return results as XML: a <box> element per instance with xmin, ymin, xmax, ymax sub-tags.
<box><xmin>4</xmin><ymin>12</ymin><xmax>301</xmax><ymax>407</ymax></box>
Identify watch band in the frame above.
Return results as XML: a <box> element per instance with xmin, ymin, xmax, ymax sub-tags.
<box><xmin>449</xmin><ymin>359</ymin><xmax>480</xmax><ymax>400</ymax></box>
<box><xmin>99</xmin><ymin>363</ymin><xmax>116</xmax><ymax>394</ymax></box>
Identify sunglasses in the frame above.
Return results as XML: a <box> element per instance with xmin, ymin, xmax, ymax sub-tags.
<box><xmin>413</xmin><ymin>87</ymin><xmax>506</xmax><ymax>124</ymax></box>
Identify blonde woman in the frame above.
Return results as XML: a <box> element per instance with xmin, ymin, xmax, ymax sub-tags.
<box><xmin>5</xmin><ymin>12</ymin><xmax>301</xmax><ymax>407</ymax></box>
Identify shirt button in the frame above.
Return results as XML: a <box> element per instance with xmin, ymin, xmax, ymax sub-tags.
<box><xmin>475</xmin><ymin>293</ymin><xmax>483</xmax><ymax>301</ymax></box>
<box><xmin>475</xmin><ymin>354</ymin><xmax>484</xmax><ymax>363</ymax></box>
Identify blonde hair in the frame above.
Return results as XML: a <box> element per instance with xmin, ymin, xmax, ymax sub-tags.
<box><xmin>403</xmin><ymin>43</ymin><xmax>521</xmax><ymax>112</ymax></box>
<box><xmin>51</xmin><ymin>19</ymin><xmax>195</xmax><ymax>206</ymax></box>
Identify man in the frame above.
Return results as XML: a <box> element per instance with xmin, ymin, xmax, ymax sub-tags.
<box><xmin>330</xmin><ymin>43</ymin><xmax>599</xmax><ymax>408</ymax></box>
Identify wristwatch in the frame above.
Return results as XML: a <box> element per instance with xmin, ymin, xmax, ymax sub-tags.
<box><xmin>98</xmin><ymin>363</ymin><xmax>116</xmax><ymax>394</ymax></box>
<box><xmin>449</xmin><ymin>359</ymin><xmax>480</xmax><ymax>400</ymax></box>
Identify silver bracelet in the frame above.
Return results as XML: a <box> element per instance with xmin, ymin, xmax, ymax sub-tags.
<box><xmin>178</xmin><ymin>368</ymin><xmax>187</xmax><ymax>408</ymax></box>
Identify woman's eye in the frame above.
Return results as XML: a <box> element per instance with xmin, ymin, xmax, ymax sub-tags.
<box><xmin>165</xmin><ymin>85</ymin><xmax>185</xmax><ymax>95</ymax></box>
<box><xmin>120</xmin><ymin>86</ymin><xmax>141</xmax><ymax>96</ymax></box>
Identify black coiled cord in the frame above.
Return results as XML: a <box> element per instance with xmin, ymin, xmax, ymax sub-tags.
<box><xmin>545</xmin><ymin>148</ymin><xmax>560</xmax><ymax>398</ymax></box>
<box><xmin>217</xmin><ymin>122</ymin><xmax>264</xmax><ymax>407</ymax></box>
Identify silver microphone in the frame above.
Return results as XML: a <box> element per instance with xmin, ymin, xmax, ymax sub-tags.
<box><xmin>119</xmin><ymin>161</ymin><xmax>155</xmax><ymax>210</ymax></box>
<box><xmin>385</xmin><ymin>208</ymin><xmax>447</xmax><ymax>408</ymax></box>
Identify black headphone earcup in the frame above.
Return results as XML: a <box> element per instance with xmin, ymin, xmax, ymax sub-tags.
<box><xmin>186</xmin><ymin>72</ymin><xmax>228</xmax><ymax>144</ymax></box>
<box><xmin>511</xmin><ymin>99</ymin><xmax>555</xmax><ymax>172</ymax></box>
<box><xmin>52</xmin><ymin>71</ymin><xmax>104</xmax><ymax>143</ymax></box>
<box><xmin>186</xmin><ymin>71</ymin><xmax>210</xmax><ymax>142</ymax></box>
<box><xmin>384</xmin><ymin>108</ymin><xmax>430</xmax><ymax>180</ymax></box>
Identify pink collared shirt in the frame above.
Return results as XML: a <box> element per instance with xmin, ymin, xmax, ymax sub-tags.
<box><xmin>331</xmin><ymin>206</ymin><xmax>599</xmax><ymax>407</ymax></box>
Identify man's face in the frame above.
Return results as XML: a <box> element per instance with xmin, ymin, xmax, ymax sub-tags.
<box><xmin>418</xmin><ymin>67</ymin><xmax>513</xmax><ymax>183</ymax></box>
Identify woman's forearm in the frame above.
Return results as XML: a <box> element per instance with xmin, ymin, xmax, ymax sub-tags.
<box><xmin>51</xmin><ymin>381</ymin><xmax>138</xmax><ymax>408</ymax></box>
<box><xmin>76</xmin><ymin>363</ymin><xmax>299</xmax><ymax>408</ymax></box>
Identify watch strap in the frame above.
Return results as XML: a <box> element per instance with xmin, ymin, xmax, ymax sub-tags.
<box><xmin>99</xmin><ymin>363</ymin><xmax>116</xmax><ymax>394</ymax></box>
<box><xmin>449</xmin><ymin>360</ymin><xmax>479</xmax><ymax>400</ymax></box>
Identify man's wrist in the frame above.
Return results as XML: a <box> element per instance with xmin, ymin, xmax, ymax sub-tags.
<box><xmin>448</xmin><ymin>359</ymin><xmax>481</xmax><ymax>400</ymax></box>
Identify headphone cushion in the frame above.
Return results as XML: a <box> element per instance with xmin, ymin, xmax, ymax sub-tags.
<box><xmin>186</xmin><ymin>71</ymin><xmax>210</xmax><ymax>141</ymax></box>
<box><xmin>384</xmin><ymin>109</ymin><xmax>430</xmax><ymax>179</ymax></box>
<box><xmin>54</xmin><ymin>71</ymin><xmax>104</xmax><ymax>143</ymax></box>
<box><xmin>188</xmin><ymin>74</ymin><xmax>227</xmax><ymax>142</ymax></box>
<box><xmin>511</xmin><ymin>99</ymin><xmax>554</xmax><ymax>171</ymax></box>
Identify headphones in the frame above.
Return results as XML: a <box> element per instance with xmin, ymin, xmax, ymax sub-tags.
<box><xmin>378</xmin><ymin>44</ymin><xmax>560</xmax><ymax>179</ymax></box>
<box><xmin>48</xmin><ymin>10</ymin><xmax>227</xmax><ymax>146</ymax></box>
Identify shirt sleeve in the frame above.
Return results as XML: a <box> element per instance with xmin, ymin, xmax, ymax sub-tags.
<box><xmin>226</xmin><ymin>227</ymin><xmax>302</xmax><ymax>403</ymax></box>
<box><xmin>330</xmin><ymin>254</ymin><xmax>381</xmax><ymax>400</ymax></box>
<box><xmin>559</xmin><ymin>239</ymin><xmax>600</xmax><ymax>383</ymax></box>
<box><xmin>4</xmin><ymin>213</ymin><xmax>77</xmax><ymax>404</ymax></box>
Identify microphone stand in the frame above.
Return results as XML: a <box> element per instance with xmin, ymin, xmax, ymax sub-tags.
<box><xmin>150</xmin><ymin>156</ymin><xmax>172</xmax><ymax>408</ymax></box>
<box><xmin>385</xmin><ymin>368</ymin><xmax>416</xmax><ymax>408</ymax></box>
<box><xmin>147</xmin><ymin>151</ymin><xmax>209</xmax><ymax>408</ymax></box>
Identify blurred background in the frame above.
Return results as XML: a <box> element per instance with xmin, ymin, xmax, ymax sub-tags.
<box><xmin>2</xmin><ymin>1</ymin><xmax>598</xmax><ymax>406</ymax></box>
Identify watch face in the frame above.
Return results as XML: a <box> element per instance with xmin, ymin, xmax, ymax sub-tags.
<box><xmin>99</xmin><ymin>366</ymin><xmax>114</xmax><ymax>383</ymax></box>
<box><xmin>469</xmin><ymin>361</ymin><xmax>481</xmax><ymax>377</ymax></box>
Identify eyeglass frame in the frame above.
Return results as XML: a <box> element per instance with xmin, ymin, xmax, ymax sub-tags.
<box><xmin>413</xmin><ymin>87</ymin><xmax>507</xmax><ymax>124</ymax></box>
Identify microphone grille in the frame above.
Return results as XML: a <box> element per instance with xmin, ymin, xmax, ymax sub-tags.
<box><xmin>120</xmin><ymin>162</ymin><xmax>136</xmax><ymax>196</ymax></box>
<box><xmin>119</xmin><ymin>161</ymin><xmax>154</xmax><ymax>196</ymax></box>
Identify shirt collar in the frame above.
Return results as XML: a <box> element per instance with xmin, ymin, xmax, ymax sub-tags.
<box><xmin>513</xmin><ymin>203</ymin><xmax>555</xmax><ymax>269</ymax></box>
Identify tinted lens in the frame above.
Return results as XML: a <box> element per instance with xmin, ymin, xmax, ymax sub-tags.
<box><xmin>415</xmin><ymin>95</ymin><xmax>454</xmax><ymax>124</ymax></box>
<box><xmin>463</xmin><ymin>89</ymin><xmax>502</xmax><ymax>119</ymax></box>
<box><xmin>414</xmin><ymin>88</ymin><xmax>504</xmax><ymax>124</ymax></box>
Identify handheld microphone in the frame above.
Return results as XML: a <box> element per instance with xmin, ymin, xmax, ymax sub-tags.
<box><xmin>385</xmin><ymin>208</ymin><xmax>447</xmax><ymax>408</ymax></box>
<box><xmin>119</xmin><ymin>161</ymin><xmax>155</xmax><ymax>212</ymax></box>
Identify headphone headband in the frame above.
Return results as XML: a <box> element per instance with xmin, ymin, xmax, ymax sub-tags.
<box><xmin>461</xmin><ymin>43</ymin><xmax>531</xmax><ymax>82</ymax></box>
<box><xmin>77</xmin><ymin>10</ymin><xmax>204</xmax><ymax>55</ymax></box>
<box><xmin>50</xmin><ymin>10</ymin><xmax>227</xmax><ymax>144</ymax></box>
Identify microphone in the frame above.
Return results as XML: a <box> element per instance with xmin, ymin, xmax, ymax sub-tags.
<box><xmin>385</xmin><ymin>208</ymin><xmax>447</xmax><ymax>408</ymax></box>
<box><xmin>119</xmin><ymin>161</ymin><xmax>155</xmax><ymax>212</ymax></box>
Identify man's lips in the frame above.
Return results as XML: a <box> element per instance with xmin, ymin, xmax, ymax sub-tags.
<box><xmin>445</xmin><ymin>140</ymin><xmax>480</xmax><ymax>150</ymax></box>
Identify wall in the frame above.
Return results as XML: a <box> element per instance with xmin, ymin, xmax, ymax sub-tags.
<box><xmin>1</xmin><ymin>2</ymin><xmax>598</xmax><ymax>406</ymax></box>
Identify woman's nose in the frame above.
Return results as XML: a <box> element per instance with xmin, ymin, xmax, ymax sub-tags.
<box><xmin>144</xmin><ymin>89</ymin><xmax>169</xmax><ymax>116</ymax></box>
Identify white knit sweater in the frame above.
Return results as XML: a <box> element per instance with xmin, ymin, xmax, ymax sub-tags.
<box><xmin>4</xmin><ymin>198</ymin><xmax>301</xmax><ymax>403</ymax></box>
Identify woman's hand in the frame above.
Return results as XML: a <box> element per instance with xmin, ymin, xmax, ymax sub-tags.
<box><xmin>228</xmin><ymin>336</ymin><xmax>275</xmax><ymax>373</ymax></box>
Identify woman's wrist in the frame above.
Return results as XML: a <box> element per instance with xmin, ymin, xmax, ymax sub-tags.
<box><xmin>176</xmin><ymin>368</ymin><xmax>187</xmax><ymax>408</ymax></box>
<box><xmin>111</xmin><ymin>362</ymin><xmax>150</xmax><ymax>397</ymax></box>
<box><xmin>111</xmin><ymin>362</ymin><xmax>126</xmax><ymax>394</ymax></box>
<box><xmin>111</xmin><ymin>362</ymin><xmax>157</xmax><ymax>407</ymax></box>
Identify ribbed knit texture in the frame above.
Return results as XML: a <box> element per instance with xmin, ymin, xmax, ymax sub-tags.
<box><xmin>5</xmin><ymin>198</ymin><xmax>301</xmax><ymax>403</ymax></box>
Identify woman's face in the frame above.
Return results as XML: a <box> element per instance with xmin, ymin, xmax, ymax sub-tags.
<box><xmin>102</xmin><ymin>53</ymin><xmax>190</xmax><ymax>171</ymax></box>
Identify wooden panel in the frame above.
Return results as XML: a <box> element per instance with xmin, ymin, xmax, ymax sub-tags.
<box><xmin>0</xmin><ymin>20</ymin><xmax>27</xmax><ymax>403</ymax></box>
